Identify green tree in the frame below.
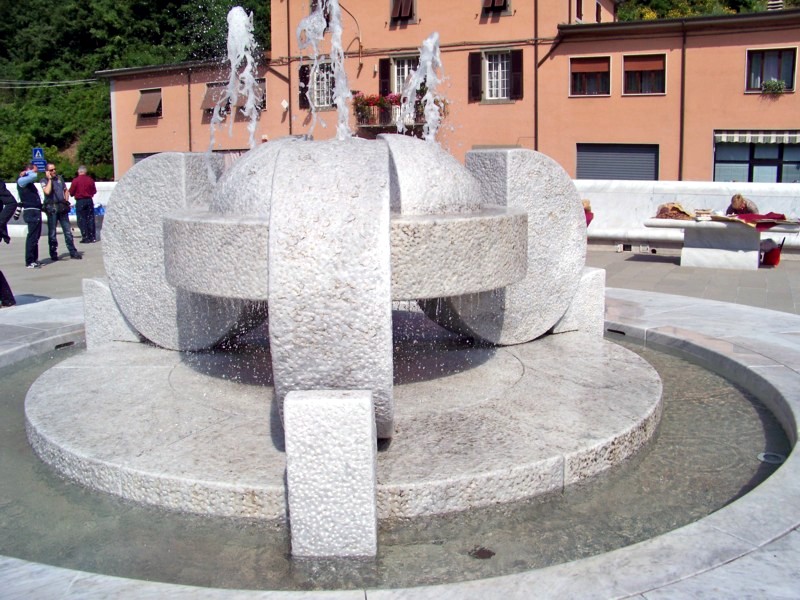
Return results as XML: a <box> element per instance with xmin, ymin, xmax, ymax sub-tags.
<box><xmin>0</xmin><ymin>0</ymin><xmax>270</xmax><ymax>181</ymax></box>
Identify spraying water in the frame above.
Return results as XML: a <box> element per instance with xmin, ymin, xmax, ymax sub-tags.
<box><xmin>297</xmin><ymin>0</ymin><xmax>352</xmax><ymax>140</ymax></box>
<box><xmin>397</xmin><ymin>32</ymin><xmax>443</xmax><ymax>142</ymax></box>
<box><xmin>208</xmin><ymin>6</ymin><xmax>260</xmax><ymax>170</ymax></box>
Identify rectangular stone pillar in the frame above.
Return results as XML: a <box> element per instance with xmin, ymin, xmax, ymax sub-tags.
<box><xmin>284</xmin><ymin>390</ymin><xmax>378</xmax><ymax>557</ymax></box>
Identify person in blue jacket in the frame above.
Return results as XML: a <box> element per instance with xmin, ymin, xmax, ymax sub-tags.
<box><xmin>17</xmin><ymin>163</ymin><xmax>43</xmax><ymax>268</ymax></box>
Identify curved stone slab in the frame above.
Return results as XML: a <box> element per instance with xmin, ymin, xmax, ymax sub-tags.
<box><xmin>164</xmin><ymin>212</ymin><xmax>271</xmax><ymax>301</ymax></box>
<box><xmin>422</xmin><ymin>149</ymin><xmax>586</xmax><ymax>345</ymax></box>
<box><xmin>24</xmin><ymin>328</ymin><xmax>662</xmax><ymax>519</ymax></box>
<box><xmin>103</xmin><ymin>152</ymin><xmax>255</xmax><ymax>351</ymax></box>
<box><xmin>267</xmin><ymin>138</ymin><xmax>394</xmax><ymax>438</ymax></box>
<box><xmin>210</xmin><ymin>136</ymin><xmax>298</xmax><ymax>217</ymax></box>
<box><xmin>163</xmin><ymin>207</ymin><xmax>528</xmax><ymax>301</ymax></box>
<box><xmin>379</xmin><ymin>134</ymin><xmax>482</xmax><ymax>215</ymax></box>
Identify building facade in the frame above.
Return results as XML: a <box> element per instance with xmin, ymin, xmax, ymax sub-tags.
<box><xmin>98</xmin><ymin>1</ymin><xmax>800</xmax><ymax>183</ymax></box>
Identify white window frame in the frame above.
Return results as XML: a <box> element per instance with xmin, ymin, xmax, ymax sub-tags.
<box><xmin>485</xmin><ymin>51</ymin><xmax>511</xmax><ymax>100</ymax></box>
<box><xmin>311</xmin><ymin>62</ymin><xmax>335</xmax><ymax>108</ymax></box>
<box><xmin>393</xmin><ymin>57</ymin><xmax>417</xmax><ymax>93</ymax></box>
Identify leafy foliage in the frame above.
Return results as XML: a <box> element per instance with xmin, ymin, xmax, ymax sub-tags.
<box><xmin>617</xmin><ymin>0</ymin><xmax>769</xmax><ymax>20</ymax></box>
<box><xmin>0</xmin><ymin>0</ymin><xmax>269</xmax><ymax>180</ymax></box>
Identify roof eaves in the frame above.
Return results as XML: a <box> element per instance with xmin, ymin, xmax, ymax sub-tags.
<box><xmin>558</xmin><ymin>7</ymin><xmax>800</xmax><ymax>38</ymax></box>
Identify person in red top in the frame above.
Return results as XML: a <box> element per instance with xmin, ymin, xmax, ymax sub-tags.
<box><xmin>69</xmin><ymin>165</ymin><xmax>98</xmax><ymax>243</ymax></box>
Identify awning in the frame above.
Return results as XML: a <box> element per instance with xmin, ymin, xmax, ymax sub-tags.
<box><xmin>134</xmin><ymin>89</ymin><xmax>162</xmax><ymax>115</ymax></box>
<box><xmin>233</xmin><ymin>80</ymin><xmax>266</xmax><ymax>108</ymax></box>
<box><xmin>201</xmin><ymin>84</ymin><xmax>227</xmax><ymax>110</ymax></box>
<box><xmin>714</xmin><ymin>130</ymin><xmax>800</xmax><ymax>144</ymax></box>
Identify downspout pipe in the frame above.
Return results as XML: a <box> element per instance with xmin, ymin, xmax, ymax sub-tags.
<box><xmin>534</xmin><ymin>0</ymin><xmax>539</xmax><ymax>150</ymax></box>
<box><xmin>187</xmin><ymin>68</ymin><xmax>193</xmax><ymax>152</ymax></box>
<box><xmin>286</xmin><ymin>0</ymin><xmax>294</xmax><ymax>135</ymax></box>
<box><xmin>679</xmin><ymin>21</ymin><xmax>686</xmax><ymax>180</ymax></box>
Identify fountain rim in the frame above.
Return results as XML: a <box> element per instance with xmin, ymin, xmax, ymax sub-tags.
<box><xmin>1</xmin><ymin>289</ymin><xmax>798</xmax><ymax>598</ymax></box>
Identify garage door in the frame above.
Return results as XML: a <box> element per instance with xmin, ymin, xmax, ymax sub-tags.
<box><xmin>576</xmin><ymin>144</ymin><xmax>659</xmax><ymax>180</ymax></box>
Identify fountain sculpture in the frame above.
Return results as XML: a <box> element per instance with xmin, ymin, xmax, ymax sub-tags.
<box><xmin>23</xmin><ymin>3</ymin><xmax>663</xmax><ymax>560</ymax></box>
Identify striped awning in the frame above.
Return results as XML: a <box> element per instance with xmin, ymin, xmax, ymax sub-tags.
<box><xmin>714</xmin><ymin>130</ymin><xmax>800</xmax><ymax>144</ymax></box>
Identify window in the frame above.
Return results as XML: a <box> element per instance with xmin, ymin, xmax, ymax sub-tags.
<box><xmin>378</xmin><ymin>56</ymin><xmax>420</xmax><ymax>96</ymax></box>
<box><xmin>201</xmin><ymin>83</ymin><xmax>228</xmax><ymax>113</ymax></box>
<box><xmin>482</xmin><ymin>0</ymin><xmax>509</xmax><ymax>14</ymax></box>
<box><xmin>134</xmin><ymin>89</ymin><xmax>162</xmax><ymax>118</ymax></box>
<box><xmin>576</xmin><ymin>0</ymin><xmax>583</xmax><ymax>21</ymax></box>
<box><xmin>596</xmin><ymin>1</ymin><xmax>602</xmax><ymax>22</ymax></box>
<box><xmin>467</xmin><ymin>50</ymin><xmax>523</xmax><ymax>102</ymax></box>
<box><xmin>570</xmin><ymin>57</ymin><xmax>610</xmax><ymax>96</ymax></box>
<box><xmin>310</xmin><ymin>0</ymin><xmax>331</xmax><ymax>28</ymax></box>
<box><xmin>202</xmin><ymin>80</ymin><xmax>266</xmax><ymax>114</ymax></box>
<box><xmin>714</xmin><ymin>141</ymin><xmax>800</xmax><ymax>183</ymax></box>
<box><xmin>391</xmin><ymin>0</ymin><xmax>414</xmax><ymax>23</ymax></box>
<box><xmin>747</xmin><ymin>48</ymin><xmax>796</xmax><ymax>92</ymax></box>
<box><xmin>623</xmin><ymin>55</ymin><xmax>665</xmax><ymax>94</ymax></box>
<box><xmin>298</xmin><ymin>63</ymin><xmax>335</xmax><ymax>109</ymax></box>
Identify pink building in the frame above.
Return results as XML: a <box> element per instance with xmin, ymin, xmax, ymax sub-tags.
<box><xmin>98</xmin><ymin>1</ymin><xmax>800</xmax><ymax>183</ymax></box>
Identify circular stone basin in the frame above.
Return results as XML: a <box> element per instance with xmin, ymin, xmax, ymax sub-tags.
<box><xmin>24</xmin><ymin>312</ymin><xmax>662</xmax><ymax>520</ymax></box>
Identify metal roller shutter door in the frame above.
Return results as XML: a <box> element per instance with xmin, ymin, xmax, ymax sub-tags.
<box><xmin>576</xmin><ymin>144</ymin><xmax>659</xmax><ymax>180</ymax></box>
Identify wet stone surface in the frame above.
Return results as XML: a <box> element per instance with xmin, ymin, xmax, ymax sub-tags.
<box><xmin>0</xmin><ymin>338</ymin><xmax>790</xmax><ymax>591</ymax></box>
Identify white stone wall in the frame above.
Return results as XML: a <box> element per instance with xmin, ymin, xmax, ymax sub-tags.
<box><xmin>578</xmin><ymin>179</ymin><xmax>800</xmax><ymax>249</ymax></box>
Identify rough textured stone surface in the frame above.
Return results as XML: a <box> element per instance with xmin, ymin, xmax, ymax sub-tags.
<box><xmin>211</xmin><ymin>136</ymin><xmax>298</xmax><ymax>217</ymax></box>
<box><xmin>379</xmin><ymin>133</ymin><xmax>482</xmax><ymax>215</ymax></box>
<box><xmin>164</xmin><ymin>213</ymin><xmax>271</xmax><ymax>301</ymax></box>
<box><xmin>24</xmin><ymin>321</ymin><xmax>661</xmax><ymax>519</ymax></box>
<box><xmin>162</xmin><ymin>208</ymin><xmax>528</xmax><ymax>301</ymax></box>
<box><xmin>103</xmin><ymin>152</ymin><xmax>254</xmax><ymax>351</ymax></box>
<box><xmin>422</xmin><ymin>149</ymin><xmax>586</xmax><ymax>345</ymax></box>
<box><xmin>284</xmin><ymin>390</ymin><xmax>378</xmax><ymax>557</ymax></box>
<box><xmin>268</xmin><ymin>138</ymin><xmax>394</xmax><ymax>438</ymax></box>
<box><xmin>82</xmin><ymin>277</ymin><xmax>142</xmax><ymax>349</ymax></box>
<box><xmin>551</xmin><ymin>267</ymin><xmax>606</xmax><ymax>336</ymax></box>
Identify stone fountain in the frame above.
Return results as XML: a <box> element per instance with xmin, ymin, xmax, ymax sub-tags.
<box><xmin>23</xmin><ymin>1</ymin><xmax>661</xmax><ymax>562</ymax></box>
<box><xmin>24</xmin><ymin>135</ymin><xmax>662</xmax><ymax>560</ymax></box>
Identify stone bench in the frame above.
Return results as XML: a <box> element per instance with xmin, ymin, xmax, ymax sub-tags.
<box><xmin>644</xmin><ymin>218</ymin><xmax>800</xmax><ymax>270</ymax></box>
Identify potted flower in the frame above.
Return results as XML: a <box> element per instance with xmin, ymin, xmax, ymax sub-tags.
<box><xmin>761</xmin><ymin>79</ymin><xmax>786</xmax><ymax>95</ymax></box>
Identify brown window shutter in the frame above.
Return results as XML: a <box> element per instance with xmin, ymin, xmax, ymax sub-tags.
<box><xmin>134</xmin><ymin>89</ymin><xmax>162</xmax><ymax>115</ymax></box>
<box><xmin>379</xmin><ymin>59</ymin><xmax>391</xmax><ymax>96</ymax></box>
<box><xmin>624</xmin><ymin>55</ymin><xmax>665</xmax><ymax>72</ymax></box>
<box><xmin>571</xmin><ymin>57</ymin><xmax>610</xmax><ymax>73</ymax></box>
<box><xmin>391</xmin><ymin>0</ymin><xmax>402</xmax><ymax>19</ymax></box>
<box><xmin>400</xmin><ymin>0</ymin><xmax>414</xmax><ymax>18</ymax></box>
<box><xmin>510</xmin><ymin>50</ymin><xmax>523</xmax><ymax>100</ymax></box>
<box><xmin>494</xmin><ymin>0</ymin><xmax>507</xmax><ymax>7</ymax></box>
<box><xmin>482</xmin><ymin>0</ymin><xmax>494</xmax><ymax>7</ymax></box>
<box><xmin>299</xmin><ymin>65</ymin><xmax>311</xmax><ymax>109</ymax></box>
<box><xmin>468</xmin><ymin>52</ymin><xmax>482</xmax><ymax>103</ymax></box>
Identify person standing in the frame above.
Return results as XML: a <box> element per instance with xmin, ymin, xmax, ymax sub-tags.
<box><xmin>41</xmin><ymin>163</ymin><xmax>80</xmax><ymax>261</ymax></box>
<box><xmin>0</xmin><ymin>177</ymin><xmax>18</xmax><ymax>244</ymax></box>
<box><xmin>17</xmin><ymin>163</ymin><xmax>43</xmax><ymax>269</ymax></box>
<box><xmin>69</xmin><ymin>165</ymin><xmax>97</xmax><ymax>243</ymax></box>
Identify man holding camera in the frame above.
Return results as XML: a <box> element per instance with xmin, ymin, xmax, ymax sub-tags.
<box><xmin>41</xmin><ymin>163</ymin><xmax>80</xmax><ymax>261</ymax></box>
<box><xmin>17</xmin><ymin>163</ymin><xmax>43</xmax><ymax>268</ymax></box>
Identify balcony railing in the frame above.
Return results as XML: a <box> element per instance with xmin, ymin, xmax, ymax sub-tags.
<box><xmin>355</xmin><ymin>105</ymin><xmax>421</xmax><ymax>128</ymax></box>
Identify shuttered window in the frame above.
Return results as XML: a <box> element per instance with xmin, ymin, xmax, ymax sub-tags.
<box><xmin>623</xmin><ymin>55</ymin><xmax>666</xmax><ymax>94</ymax></box>
<box><xmin>482</xmin><ymin>0</ymin><xmax>508</xmax><ymax>13</ymax></box>
<box><xmin>570</xmin><ymin>57</ymin><xmax>610</xmax><ymax>96</ymax></box>
<box><xmin>299</xmin><ymin>64</ymin><xmax>334</xmax><ymax>109</ymax></box>
<box><xmin>134</xmin><ymin>89</ymin><xmax>162</xmax><ymax>117</ymax></box>
<box><xmin>576</xmin><ymin>144</ymin><xmax>659</xmax><ymax>180</ymax></box>
<box><xmin>391</xmin><ymin>0</ymin><xmax>414</xmax><ymax>21</ymax></box>
<box><xmin>468</xmin><ymin>49</ymin><xmax>523</xmax><ymax>102</ymax></box>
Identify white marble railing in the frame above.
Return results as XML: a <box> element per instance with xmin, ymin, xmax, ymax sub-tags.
<box><xmin>577</xmin><ymin>180</ymin><xmax>800</xmax><ymax>249</ymax></box>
